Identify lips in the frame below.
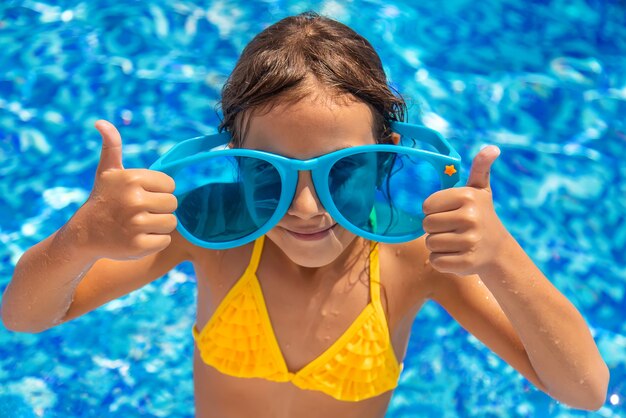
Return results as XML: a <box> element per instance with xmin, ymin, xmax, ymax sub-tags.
<box><xmin>289</xmin><ymin>224</ymin><xmax>335</xmax><ymax>235</ymax></box>
<box><xmin>283</xmin><ymin>224</ymin><xmax>337</xmax><ymax>240</ymax></box>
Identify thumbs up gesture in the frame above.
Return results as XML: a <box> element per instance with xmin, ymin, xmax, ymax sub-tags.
<box><xmin>422</xmin><ymin>146</ymin><xmax>508</xmax><ymax>276</ymax></box>
<box><xmin>78</xmin><ymin>120</ymin><xmax>178</xmax><ymax>260</ymax></box>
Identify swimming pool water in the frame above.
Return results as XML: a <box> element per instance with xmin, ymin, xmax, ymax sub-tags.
<box><xmin>1</xmin><ymin>0</ymin><xmax>625</xmax><ymax>417</ymax></box>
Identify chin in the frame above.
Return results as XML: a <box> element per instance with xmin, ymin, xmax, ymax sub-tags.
<box><xmin>265</xmin><ymin>226</ymin><xmax>357</xmax><ymax>268</ymax></box>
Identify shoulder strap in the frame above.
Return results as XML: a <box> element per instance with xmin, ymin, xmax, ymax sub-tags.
<box><xmin>369</xmin><ymin>241</ymin><xmax>381</xmax><ymax>305</ymax></box>
<box><xmin>246</xmin><ymin>234</ymin><xmax>265</xmax><ymax>275</ymax></box>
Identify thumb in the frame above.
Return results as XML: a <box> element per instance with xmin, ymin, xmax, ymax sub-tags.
<box><xmin>94</xmin><ymin>119</ymin><xmax>124</xmax><ymax>173</ymax></box>
<box><xmin>466</xmin><ymin>145</ymin><xmax>500</xmax><ymax>189</ymax></box>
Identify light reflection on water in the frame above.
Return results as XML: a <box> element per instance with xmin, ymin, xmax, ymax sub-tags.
<box><xmin>0</xmin><ymin>1</ymin><xmax>624</xmax><ymax>417</ymax></box>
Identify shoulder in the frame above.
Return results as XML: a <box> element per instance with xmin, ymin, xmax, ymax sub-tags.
<box><xmin>180</xmin><ymin>232</ymin><xmax>257</xmax><ymax>285</ymax></box>
<box><xmin>378</xmin><ymin>236</ymin><xmax>514</xmax><ymax>338</ymax></box>
<box><xmin>378</xmin><ymin>235</ymin><xmax>440</xmax><ymax>315</ymax></box>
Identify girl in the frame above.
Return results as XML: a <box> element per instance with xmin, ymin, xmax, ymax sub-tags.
<box><xmin>1</xmin><ymin>12</ymin><xmax>608</xmax><ymax>418</ymax></box>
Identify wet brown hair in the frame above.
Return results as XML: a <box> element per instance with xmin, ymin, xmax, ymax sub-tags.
<box><xmin>217</xmin><ymin>11</ymin><xmax>407</xmax><ymax>147</ymax></box>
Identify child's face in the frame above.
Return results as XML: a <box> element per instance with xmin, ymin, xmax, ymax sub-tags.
<box><xmin>244</xmin><ymin>94</ymin><xmax>377</xmax><ymax>268</ymax></box>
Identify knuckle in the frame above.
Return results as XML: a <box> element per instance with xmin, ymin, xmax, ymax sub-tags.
<box><xmin>124</xmin><ymin>190</ymin><xmax>145</xmax><ymax>210</ymax></box>
<box><xmin>462</xmin><ymin>232</ymin><xmax>480</xmax><ymax>247</ymax></box>
<box><xmin>129</xmin><ymin>235</ymin><xmax>145</xmax><ymax>252</ymax></box>
<box><xmin>130</xmin><ymin>212</ymin><xmax>148</xmax><ymax>228</ymax></box>
<box><xmin>463</xmin><ymin>206</ymin><xmax>479</xmax><ymax>224</ymax></box>
<box><xmin>460</xmin><ymin>189</ymin><xmax>476</xmax><ymax>203</ymax></box>
<box><xmin>124</xmin><ymin>170</ymin><xmax>145</xmax><ymax>185</ymax></box>
<box><xmin>472</xmin><ymin>232</ymin><xmax>482</xmax><ymax>245</ymax></box>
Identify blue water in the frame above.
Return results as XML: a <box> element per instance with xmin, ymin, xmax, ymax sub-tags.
<box><xmin>1</xmin><ymin>0</ymin><xmax>625</xmax><ymax>417</ymax></box>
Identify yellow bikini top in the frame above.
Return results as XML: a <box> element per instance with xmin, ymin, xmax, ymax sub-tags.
<box><xmin>192</xmin><ymin>235</ymin><xmax>403</xmax><ymax>402</ymax></box>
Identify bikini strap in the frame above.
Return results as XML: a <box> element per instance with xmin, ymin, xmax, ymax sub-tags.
<box><xmin>369</xmin><ymin>240</ymin><xmax>381</xmax><ymax>305</ymax></box>
<box><xmin>246</xmin><ymin>235</ymin><xmax>265</xmax><ymax>275</ymax></box>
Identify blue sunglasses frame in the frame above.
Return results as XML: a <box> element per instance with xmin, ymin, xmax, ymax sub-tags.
<box><xmin>150</xmin><ymin>121</ymin><xmax>462</xmax><ymax>249</ymax></box>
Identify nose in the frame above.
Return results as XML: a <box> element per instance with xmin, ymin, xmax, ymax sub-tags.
<box><xmin>287</xmin><ymin>171</ymin><xmax>326</xmax><ymax>220</ymax></box>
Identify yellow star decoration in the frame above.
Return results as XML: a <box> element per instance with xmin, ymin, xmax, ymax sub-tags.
<box><xmin>444</xmin><ymin>165</ymin><xmax>457</xmax><ymax>176</ymax></box>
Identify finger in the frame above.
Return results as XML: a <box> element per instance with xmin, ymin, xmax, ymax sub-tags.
<box><xmin>134</xmin><ymin>213</ymin><xmax>178</xmax><ymax>234</ymax></box>
<box><xmin>124</xmin><ymin>169</ymin><xmax>176</xmax><ymax>193</ymax></box>
<box><xmin>134</xmin><ymin>233</ymin><xmax>173</xmax><ymax>254</ymax></box>
<box><xmin>422</xmin><ymin>188</ymin><xmax>470</xmax><ymax>215</ymax></box>
<box><xmin>424</xmin><ymin>232</ymin><xmax>468</xmax><ymax>253</ymax></box>
<box><xmin>428</xmin><ymin>252</ymin><xmax>467</xmax><ymax>274</ymax></box>
<box><xmin>422</xmin><ymin>211</ymin><xmax>467</xmax><ymax>234</ymax></box>
<box><xmin>143</xmin><ymin>171</ymin><xmax>176</xmax><ymax>193</ymax></box>
<box><xmin>146</xmin><ymin>214</ymin><xmax>178</xmax><ymax>234</ymax></box>
<box><xmin>145</xmin><ymin>193</ymin><xmax>178</xmax><ymax>214</ymax></box>
<box><xmin>466</xmin><ymin>145</ymin><xmax>500</xmax><ymax>189</ymax></box>
<box><xmin>95</xmin><ymin>119</ymin><xmax>124</xmax><ymax>173</ymax></box>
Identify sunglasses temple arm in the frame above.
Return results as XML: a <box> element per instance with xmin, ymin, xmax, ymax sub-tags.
<box><xmin>150</xmin><ymin>131</ymin><xmax>232</xmax><ymax>171</ymax></box>
<box><xmin>390</xmin><ymin>121</ymin><xmax>461</xmax><ymax>161</ymax></box>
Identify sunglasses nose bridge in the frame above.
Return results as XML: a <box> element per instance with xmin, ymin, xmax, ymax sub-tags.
<box><xmin>289</xmin><ymin>158</ymin><xmax>319</xmax><ymax>172</ymax></box>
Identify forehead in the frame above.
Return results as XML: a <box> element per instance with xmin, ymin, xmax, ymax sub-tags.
<box><xmin>244</xmin><ymin>96</ymin><xmax>377</xmax><ymax>159</ymax></box>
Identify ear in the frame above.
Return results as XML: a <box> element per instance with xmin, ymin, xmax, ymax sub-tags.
<box><xmin>391</xmin><ymin>132</ymin><xmax>400</xmax><ymax>145</ymax></box>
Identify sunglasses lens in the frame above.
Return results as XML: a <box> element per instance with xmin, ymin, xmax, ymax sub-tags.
<box><xmin>174</xmin><ymin>155</ymin><xmax>282</xmax><ymax>243</ymax></box>
<box><xmin>328</xmin><ymin>151</ymin><xmax>440</xmax><ymax>237</ymax></box>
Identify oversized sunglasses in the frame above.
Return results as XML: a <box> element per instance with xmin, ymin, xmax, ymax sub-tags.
<box><xmin>150</xmin><ymin>121</ymin><xmax>461</xmax><ymax>249</ymax></box>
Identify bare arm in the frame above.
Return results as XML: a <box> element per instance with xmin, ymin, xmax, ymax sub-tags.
<box><xmin>419</xmin><ymin>146</ymin><xmax>609</xmax><ymax>410</ymax></box>
<box><xmin>473</xmin><ymin>232</ymin><xmax>608</xmax><ymax>409</ymax></box>
<box><xmin>426</xmin><ymin>233</ymin><xmax>609</xmax><ymax>411</ymax></box>
<box><xmin>1</xmin><ymin>209</ymin><xmax>190</xmax><ymax>333</ymax></box>
<box><xmin>1</xmin><ymin>210</ymin><xmax>95</xmax><ymax>332</ymax></box>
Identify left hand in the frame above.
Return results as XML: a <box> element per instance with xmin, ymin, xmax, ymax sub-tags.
<box><xmin>422</xmin><ymin>145</ymin><xmax>509</xmax><ymax>276</ymax></box>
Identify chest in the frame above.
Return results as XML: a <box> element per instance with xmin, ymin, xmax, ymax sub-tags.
<box><xmin>191</xmin><ymin>241</ymin><xmax>428</xmax><ymax>372</ymax></box>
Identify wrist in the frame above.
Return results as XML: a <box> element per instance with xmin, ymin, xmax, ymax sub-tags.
<box><xmin>477</xmin><ymin>221</ymin><xmax>515</xmax><ymax>279</ymax></box>
<box><xmin>54</xmin><ymin>206</ymin><xmax>103</xmax><ymax>265</ymax></box>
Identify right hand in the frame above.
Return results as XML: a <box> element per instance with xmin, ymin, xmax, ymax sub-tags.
<box><xmin>77</xmin><ymin>120</ymin><xmax>178</xmax><ymax>260</ymax></box>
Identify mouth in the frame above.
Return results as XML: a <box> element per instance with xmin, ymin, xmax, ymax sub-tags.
<box><xmin>283</xmin><ymin>224</ymin><xmax>337</xmax><ymax>241</ymax></box>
